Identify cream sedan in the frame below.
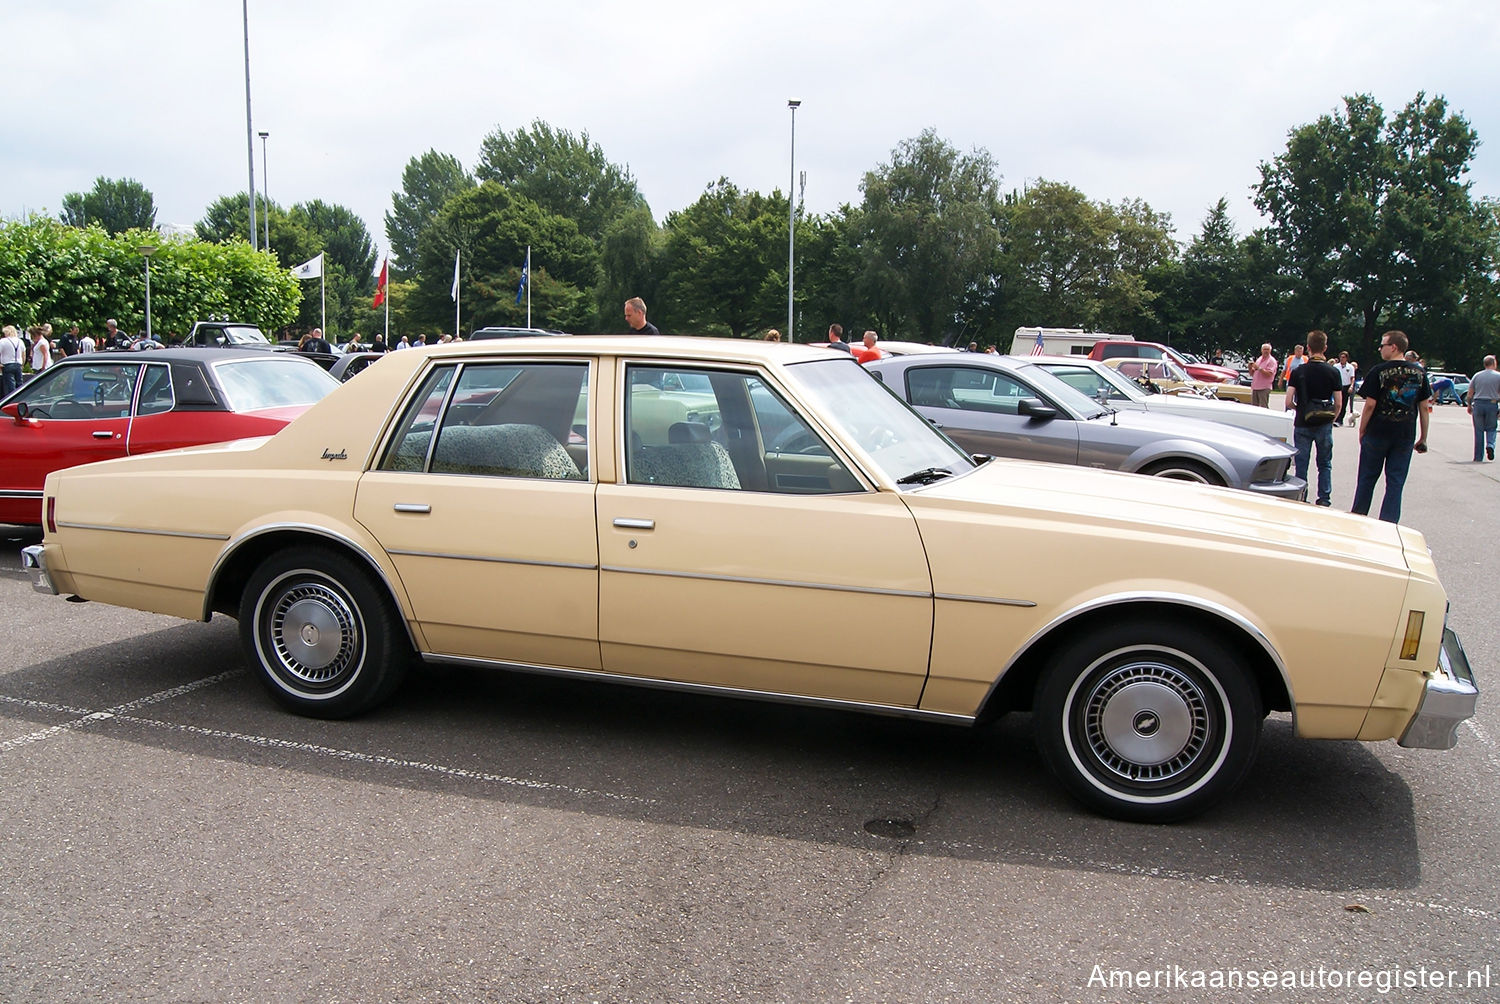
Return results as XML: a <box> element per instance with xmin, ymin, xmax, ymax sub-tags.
<box><xmin>22</xmin><ymin>337</ymin><xmax>1477</xmax><ymax>822</ymax></box>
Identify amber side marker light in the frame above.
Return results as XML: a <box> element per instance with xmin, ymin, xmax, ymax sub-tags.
<box><xmin>45</xmin><ymin>496</ymin><xmax>57</xmax><ymax>535</ymax></box>
<box><xmin>1400</xmin><ymin>611</ymin><xmax>1425</xmax><ymax>661</ymax></box>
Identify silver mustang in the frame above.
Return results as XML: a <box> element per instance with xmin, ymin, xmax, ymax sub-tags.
<box><xmin>867</xmin><ymin>353</ymin><xmax>1305</xmax><ymax>499</ymax></box>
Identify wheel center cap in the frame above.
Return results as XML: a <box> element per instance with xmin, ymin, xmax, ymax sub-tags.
<box><xmin>1133</xmin><ymin>710</ymin><xmax>1161</xmax><ymax>736</ymax></box>
<box><xmin>300</xmin><ymin>623</ymin><xmax>321</xmax><ymax>646</ymax></box>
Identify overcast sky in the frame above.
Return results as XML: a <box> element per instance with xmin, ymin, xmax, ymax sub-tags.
<box><xmin>6</xmin><ymin>0</ymin><xmax>1499</xmax><ymax>268</ymax></box>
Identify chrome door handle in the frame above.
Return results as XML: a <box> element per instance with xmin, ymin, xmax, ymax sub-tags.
<box><xmin>393</xmin><ymin>503</ymin><xmax>431</xmax><ymax>514</ymax></box>
<box><xmin>613</xmin><ymin>517</ymin><xmax>655</xmax><ymax>530</ymax></box>
<box><xmin>92</xmin><ymin>431</ymin><xmax>113</xmax><ymax>439</ymax></box>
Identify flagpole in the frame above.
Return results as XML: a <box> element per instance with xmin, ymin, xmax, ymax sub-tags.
<box><xmin>384</xmin><ymin>264</ymin><xmax>390</xmax><ymax>343</ymax></box>
<box><xmin>454</xmin><ymin>249</ymin><xmax>460</xmax><ymax>337</ymax></box>
<box><xmin>526</xmin><ymin>245</ymin><xmax>532</xmax><ymax>328</ymax></box>
<box><xmin>320</xmin><ymin>252</ymin><xmax>326</xmax><ymax>333</ymax></box>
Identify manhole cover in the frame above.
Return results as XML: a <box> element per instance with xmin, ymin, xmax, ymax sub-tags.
<box><xmin>863</xmin><ymin>818</ymin><xmax>916</xmax><ymax>839</ymax></box>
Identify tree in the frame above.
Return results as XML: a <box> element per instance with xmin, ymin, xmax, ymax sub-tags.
<box><xmin>412</xmin><ymin>181</ymin><xmax>598</xmax><ymax>333</ymax></box>
<box><xmin>998</xmin><ymin>180</ymin><xmax>1174</xmax><ymax>337</ymax></box>
<box><xmin>1254</xmin><ymin>92</ymin><xmax>1493</xmax><ymax>349</ymax></box>
<box><xmin>60</xmin><ymin>177</ymin><xmax>157</xmax><ymax>235</ymax></box>
<box><xmin>656</xmin><ymin>179</ymin><xmax>788</xmax><ymax>338</ymax></box>
<box><xmin>476</xmin><ymin>121</ymin><xmax>648</xmax><ymax>244</ymax></box>
<box><xmin>856</xmin><ymin>130</ymin><xmax>1005</xmax><ymax>344</ymax></box>
<box><xmin>594</xmin><ymin>206</ymin><xmax>663</xmax><ymax>328</ymax></box>
<box><xmin>0</xmin><ymin>217</ymin><xmax>298</xmax><ymax>338</ymax></box>
<box><xmin>385</xmin><ymin>150</ymin><xmax>474</xmax><ymax>277</ymax></box>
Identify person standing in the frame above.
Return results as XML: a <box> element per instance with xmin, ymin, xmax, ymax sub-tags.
<box><xmin>56</xmin><ymin>324</ymin><xmax>79</xmax><ymax>359</ymax></box>
<box><xmin>623</xmin><ymin>297</ymin><xmax>660</xmax><ymax>335</ymax></box>
<box><xmin>103</xmin><ymin>318</ymin><xmax>127</xmax><ymax>350</ymax></box>
<box><xmin>1284</xmin><ymin>330</ymin><xmax>1343</xmax><ymax>507</ymax></box>
<box><xmin>1467</xmin><ymin>354</ymin><xmax>1500</xmax><ymax>462</ymax></box>
<box><xmin>1351</xmin><ymin>330</ymin><xmax>1431</xmax><ymax>523</ymax></box>
<box><xmin>826</xmin><ymin>323</ymin><xmax>852</xmax><ymax>353</ymax></box>
<box><xmin>1334</xmin><ymin>350</ymin><xmax>1357</xmax><ymax>425</ymax></box>
<box><xmin>1249</xmin><ymin>343</ymin><xmax>1278</xmax><ymax>407</ymax></box>
<box><xmin>1280</xmin><ymin>343</ymin><xmax>1306</xmax><ymax>395</ymax></box>
<box><xmin>0</xmin><ymin>325</ymin><xmax>25</xmax><ymax>396</ymax></box>
<box><xmin>300</xmin><ymin>328</ymin><xmax>333</xmax><ymax>354</ymax></box>
<box><xmin>28</xmin><ymin>325</ymin><xmax>52</xmax><ymax>376</ymax></box>
<box><xmin>77</xmin><ymin>327</ymin><xmax>96</xmax><ymax>353</ymax></box>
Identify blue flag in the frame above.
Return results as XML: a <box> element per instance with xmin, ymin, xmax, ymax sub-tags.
<box><xmin>515</xmin><ymin>263</ymin><xmax>528</xmax><ymax>304</ymax></box>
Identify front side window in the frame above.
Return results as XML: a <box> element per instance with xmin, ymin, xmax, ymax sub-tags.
<box><xmin>380</xmin><ymin>361</ymin><xmax>588</xmax><ymax>481</ymax></box>
<box><xmin>13</xmin><ymin>363</ymin><xmax>140</xmax><ymax>419</ymax></box>
<box><xmin>625</xmin><ymin>364</ymin><xmax>859</xmax><ymax>493</ymax></box>
<box><xmin>1043</xmin><ymin>365</ymin><xmax>1128</xmax><ymax>403</ymax></box>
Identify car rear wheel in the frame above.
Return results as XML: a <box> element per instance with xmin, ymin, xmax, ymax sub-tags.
<box><xmin>238</xmin><ymin>548</ymin><xmax>408</xmax><ymax>718</ymax></box>
<box><xmin>1034</xmin><ymin>621</ymin><xmax>1262</xmax><ymax>822</ymax></box>
<box><xmin>1140</xmin><ymin>459</ymin><xmax>1225</xmax><ymax>486</ymax></box>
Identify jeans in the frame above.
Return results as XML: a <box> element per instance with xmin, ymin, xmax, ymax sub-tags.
<box><xmin>1472</xmin><ymin>400</ymin><xmax>1498</xmax><ymax>460</ymax></box>
<box><xmin>1293</xmin><ymin>422</ymin><xmax>1334</xmax><ymax>504</ymax></box>
<box><xmin>1351</xmin><ymin>428</ymin><xmax>1416</xmax><ymax>523</ymax></box>
<box><xmin>1</xmin><ymin>362</ymin><xmax>21</xmax><ymax>398</ymax></box>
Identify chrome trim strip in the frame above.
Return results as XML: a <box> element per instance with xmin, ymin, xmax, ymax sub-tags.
<box><xmin>56</xmin><ymin>521</ymin><xmax>229</xmax><ymax>541</ymax></box>
<box><xmin>386</xmin><ymin>548</ymin><xmax>597</xmax><ymax>571</ymax></box>
<box><xmin>934</xmin><ymin>592</ymin><xmax>1037</xmax><ymax>608</ymax></box>
<box><xmin>422</xmin><ymin>652</ymin><xmax>976</xmax><ymax>726</ymax></box>
<box><xmin>600</xmin><ymin>564</ymin><xmax>931</xmax><ymax>599</ymax></box>
<box><xmin>0</xmin><ymin>490</ymin><xmax>43</xmax><ymax>499</ymax></box>
<box><xmin>983</xmin><ymin>591</ymin><xmax>1296</xmax><ymax>717</ymax></box>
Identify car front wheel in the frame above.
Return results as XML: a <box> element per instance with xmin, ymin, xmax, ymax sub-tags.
<box><xmin>238</xmin><ymin>548</ymin><xmax>408</xmax><ymax>718</ymax></box>
<box><xmin>1034</xmin><ymin>622</ymin><xmax>1262</xmax><ymax>822</ymax></box>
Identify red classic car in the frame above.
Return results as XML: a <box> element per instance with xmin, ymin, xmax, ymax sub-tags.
<box><xmin>0</xmin><ymin>348</ymin><xmax>338</xmax><ymax>525</ymax></box>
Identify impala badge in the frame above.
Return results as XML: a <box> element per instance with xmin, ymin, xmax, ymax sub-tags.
<box><xmin>321</xmin><ymin>448</ymin><xmax>348</xmax><ymax>462</ymax></box>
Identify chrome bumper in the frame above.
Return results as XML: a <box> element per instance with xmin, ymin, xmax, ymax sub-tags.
<box><xmin>21</xmin><ymin>544</ymin><xmax>57</xmax><ymax>596</ymax></box>
<box><xmin>1399</xmin><ymin>628</ymin><xmax>1479</xmax><ymax>750</ymax></box>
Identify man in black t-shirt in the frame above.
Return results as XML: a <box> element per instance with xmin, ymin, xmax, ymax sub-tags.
<box><xmin>1351</xmin><ymin>330</ymin><xmax>1431</xmax><ymax>523</ymax></box>
<box><xmin>1284</xmin><ymin>330</ymin><xmax>1343</xmax><ymax>507</ymax></box>
<box><xmin>624</xmin><ymin>297</ymin><xmax>660</xmax><ymax>335</ymax></box>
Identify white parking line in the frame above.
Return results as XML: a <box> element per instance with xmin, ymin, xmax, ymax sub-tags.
<box><xmin>0</xmin><ymin>673</ymin><xmax>656</xmax><ymax>807</ymax></box>
<box><xmin>0</xmin><ymin>672</ymin><xmax>238</xmax><ymax>754</ymax></box>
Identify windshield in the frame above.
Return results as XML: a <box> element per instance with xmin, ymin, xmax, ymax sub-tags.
<box><xmin>221</xmin><ymin>325</ymin><xmax>271</xmax><ymax>346</ymax></box>
<box><xmin>212</xmin><ymin>358</ymin><xmax>340</xmax><ymax>411</ymax></box>
<box><xmin>1041</xmin><ymin>362</ymin><xmax>1146</xmax><ymax>404</ymax></box>
<box><xmin>1007</xmin><ymin>362</ymin><xmax>1110</xmax><ymax>419</ymax></box>
<box><xmin>784</xmin><ymin>357</ymin><xmax>974</xmax><ymax>484</ymax></box>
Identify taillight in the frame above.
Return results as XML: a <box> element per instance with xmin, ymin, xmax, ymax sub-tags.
<box><xmin>45</xmin><ymin>496</ymin><xmax>56</xmax><ymax>535</ymax></box>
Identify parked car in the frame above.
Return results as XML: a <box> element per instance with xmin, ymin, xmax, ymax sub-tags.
<box><xmin>1429</xmin><ymin>372</ymin><xmax>1469</xmax><ymax>405</ymax></box>
<box><xmin>22</xmin><ymin>337</ymin><xmax>1475</xmax><ymax>822</ymax></box>
<box><xmin>1103</xmin><ymin>357</ymin><xmax>1255</xmax><ymax>405</ymax></box>
<box><xmin>329</xmin><ymin>351</ymin><xmax>385</xmax><ymax>382</ymax></box>
<box><xmin>866</xmin><ymin>353</ymin><xmax>1304</xmax><ymax>498</ymax></box>
<box><xmin>1088</xmin><ymin>339</ymin><xmax>1240</xmax><ymax>384</ymax></box>
<box><xmin>180</xmin><ymin>321</ymin><xmax>276</xmax><ymax>349</ymax></box>
<box><xmin>468</xmin><ymin>326</ymin><xmax>569</xmax><ymax>340</ymax></box>
<box><xmin>0</xmin><ymin>349</ymin><xmax>339</xmax><ymax>525</ymax></box>
<box><xmin>1028</xmin><ymin>355</ymin><xmax>1292</xmax><ymax>442</ymax></box>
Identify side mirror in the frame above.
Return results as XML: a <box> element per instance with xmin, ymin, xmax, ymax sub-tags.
<box><xmin>1018</xmin><ymin>397</ymin><xmax>1058</xmax><ymax>420</ymax></box>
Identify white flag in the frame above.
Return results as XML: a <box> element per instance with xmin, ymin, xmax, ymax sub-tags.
<box><xmin>292</xmin><ymin>253</ymin><xmax>323</xmax><ymax>280</ymax></box>
<box><xmin>450</xmin><ymin>251</ymin><xmax>461</xmax><ymax>301</ymax></box>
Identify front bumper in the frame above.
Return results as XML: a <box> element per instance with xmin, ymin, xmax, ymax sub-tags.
<box><xmin>1247</xmin><ymin>475</ymin><xmax>1307</xmax><ymax>501</ymax></box>
<box><xmin>21</xmin><ymin>544</ymin><xmax>57</xmax><ymax>596</ymax></box>
<box><xmin>1399</xmin><ymin>627</ymin><xmax>1480</xmax><ymax>750</ymax></box>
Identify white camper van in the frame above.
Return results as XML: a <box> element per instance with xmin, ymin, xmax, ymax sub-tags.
<box><xmin>1008</xmin><ymin>327</ymin><xmax>1133</xmax><ymax>356</ymax></box>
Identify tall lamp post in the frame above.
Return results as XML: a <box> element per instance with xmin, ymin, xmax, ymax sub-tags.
<box><xmin>787</xmin><ymin>98</ymin><xmax>801</xmax><ymax>342</ymax></box>
<box><xmin>258</xmin><ymin>130</ymin><xmax>271</xmax><ymax>251</ymax></box>
<box><xmin>138</xmin><ymin>245</ymin><xmax>157</xmax><ymax>341</ymax></box>
<box><xmin>242</xmin><ymin>0</ymin><xmax>257</xmax><ymax>248</ymax></box>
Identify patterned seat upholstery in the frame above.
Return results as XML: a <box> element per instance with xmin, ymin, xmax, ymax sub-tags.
<box><xmin>630</xmin><ymin>423</ymin><xmax>740</xmax><ymax>489</ymax></box>
<box><xmin>389</xmin><ymin>424</ymin><xmax>582</xmax><ymax>480</ymax></box>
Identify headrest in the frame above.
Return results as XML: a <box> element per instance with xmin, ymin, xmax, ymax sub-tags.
<box><xmin>668</xmin><ymin>421</ymin><xmax>712</xmax><ymax>444</ymax></box>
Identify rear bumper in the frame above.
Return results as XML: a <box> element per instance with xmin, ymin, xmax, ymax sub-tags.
<box><xmin>21</xmin><ymin>544</ymin><xmax>56</xmax><ymax>595</ymax></box>
<box><xmin>1399</xmin><ymin>628</ymin><xmax>1480</xmax><ymax>750</ymax></box>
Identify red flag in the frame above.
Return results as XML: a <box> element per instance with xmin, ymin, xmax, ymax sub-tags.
<box><xmin>372</xmin><ymin>258</ymin><xmax>388</xmax><ymax>308</ymax></box>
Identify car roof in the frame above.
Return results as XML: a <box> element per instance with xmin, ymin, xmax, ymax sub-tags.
<box><xmin>408</xmin><ymin>335</ymin><xmax>869</xmax><ymax>367</ymax></box>
<box><xmin>53</xmin><ymin>348</ymin><xmax>311</xmax><ymax>364</ymax></box>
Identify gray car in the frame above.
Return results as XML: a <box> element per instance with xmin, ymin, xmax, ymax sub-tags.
<box><xmin>867</xmin><ymin>354</ymin><xmax>1306</xmax><ymax>499</ymax></box>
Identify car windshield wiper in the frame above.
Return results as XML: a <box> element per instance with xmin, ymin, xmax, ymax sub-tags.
<box><xmin>896</xmin><ymin>466</ymin><xmax>954</xmax><ymax>485</ymax></box>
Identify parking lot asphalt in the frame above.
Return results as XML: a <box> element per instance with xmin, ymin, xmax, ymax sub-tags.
<box><xmin>1</xmin><ymin>400</ymin><xmax>1496</xmax><ymax>1002</ymax></box>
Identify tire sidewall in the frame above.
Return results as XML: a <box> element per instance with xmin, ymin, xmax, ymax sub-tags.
<box><xmin>1036</xmin><ymin>621</ymin><xmax>1261</xmax><ymax>822</ymax></box>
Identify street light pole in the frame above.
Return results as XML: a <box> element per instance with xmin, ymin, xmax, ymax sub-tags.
<box><xmin>258</xmin><ymin>130</ymin><xmax>270</xmax><ymax>251</ymax></box>
<box><xmin>787</xmin><ymin>99</ymin><xmax>801</xmax><ymax>343</ymax></box>
<box><xmin>138</xmin><ymin>245</ymin><xmax>157</xmax><ymax>340</ymax></box>
<box><xmin>242</xmin><ymin>0</ymin><xmax>257</xmax><ymax>249</ymax></box>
